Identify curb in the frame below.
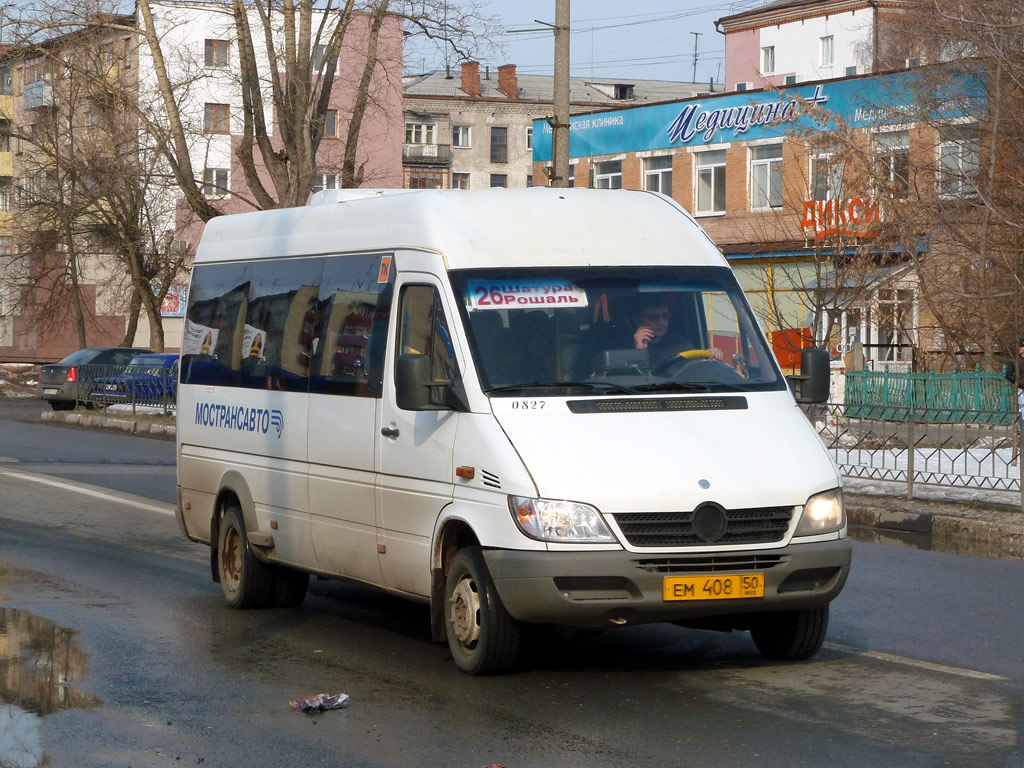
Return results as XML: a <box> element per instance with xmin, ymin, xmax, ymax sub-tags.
<box><xmin>847</xmin><ymin>496</ymin><xmax>1024</xmax><ymax>559</ymax></box>
<box><xmin>41</xmin><ymin>410</ymin><xmax>176</xmax><ymax>438</ymax></box>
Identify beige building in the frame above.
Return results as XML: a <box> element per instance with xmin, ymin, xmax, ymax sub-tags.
<box><xmin>402</xmin><ymin>62</ymin><xmax>720</xmax><ymax>191</ymax></box>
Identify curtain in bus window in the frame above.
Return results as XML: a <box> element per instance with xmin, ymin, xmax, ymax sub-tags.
<box><xmin>309</xmin><ymin>253</ymin><xmax>395</xmax><ymax>398</ymax></box>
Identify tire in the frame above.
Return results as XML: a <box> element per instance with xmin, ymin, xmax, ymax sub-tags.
<box><xmin>217</xmin><ymin>503</ymin><xmax>276</xmax><ymax>609</ymax></box>
<box><xmin>274</xmin><ymin>567</ymin><xmax>310</xmax><ymax>608</ymax></box>
<box><xmin>49</xmin><ymin>401</ymin><xmax>74</xmax><ymax>411</ymax></box>
<box><xmin>444</xmin><ymin>546</ymin><xmax>520</xmax><ymax>675</ymax></box>
<box><xmin>750</xmin><ymin>606</ymin><xmax>829</xmax><ymax>661</ymax></box>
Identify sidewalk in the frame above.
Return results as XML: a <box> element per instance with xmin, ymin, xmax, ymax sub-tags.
<box><xmin>38</xmin><ymin>408</ymin><xmax>1024</xmax><ymax>560</ymax></box>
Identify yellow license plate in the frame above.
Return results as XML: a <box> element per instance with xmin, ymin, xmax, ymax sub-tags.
<box><xmin>663</xmin><ymin>573</ymin><xmax>765</xmax><ymax>601</ymax></box>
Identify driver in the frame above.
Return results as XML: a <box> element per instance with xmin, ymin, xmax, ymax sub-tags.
<box><xmin>630</xmin><ymin>297</ymin><xmax>724</xmax><ymax>369</ymax></box>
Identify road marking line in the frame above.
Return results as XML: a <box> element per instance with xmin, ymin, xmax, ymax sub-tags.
<box><xmin>0</xmin><ymin>467</ymin><xmax>175</xmax><ymax>517</ymax></box>
<box><xmin>825</xmin><ymin>642</ymin><xmax>1006</xmax><ymax>681</ymax></box>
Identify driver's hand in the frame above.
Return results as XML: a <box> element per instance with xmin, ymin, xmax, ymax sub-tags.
<box><xmin>634</xmin><ymin>327</ymin><xmax>654</xmax><ymax>349</ymax></box>
<box><xmin>709</xmin><ymin>346</ymin><xmax>724</xmax><ymax>361</ymax></box>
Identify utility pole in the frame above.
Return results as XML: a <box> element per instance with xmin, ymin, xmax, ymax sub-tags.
<box><xmin>691</xmin><ymin>31</ymin><xmax>702</xmax><ymax>83</ymax></box>
<box><xmin>508</xmin><ymin>1</ymin><xmax>570</xmax><ymax>187</ymax></box>
<box><xmin>552</xmin><ymin>0</ymin><xmax>570</xmax><ymax>188</ymax></box>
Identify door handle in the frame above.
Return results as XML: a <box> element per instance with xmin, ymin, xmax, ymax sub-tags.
<box><xmin>381</xmin><ymin>427</ymin><xmax>400</xmax><ymax>438</ymax></box>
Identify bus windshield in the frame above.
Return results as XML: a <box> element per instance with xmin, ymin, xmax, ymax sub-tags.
<box><xmin>449</xmin><ymin>266</ymin><xmax>785</xmax><ymax>396</ymax></box>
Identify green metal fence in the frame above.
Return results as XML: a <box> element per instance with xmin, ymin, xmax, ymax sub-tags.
<box><xmin>844</xmin><ymin>366</ymin><xmax>1018</xmax><ymax>424</ymax></box>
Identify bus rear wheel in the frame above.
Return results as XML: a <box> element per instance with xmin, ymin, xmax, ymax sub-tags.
<box><xmin>217</xmin><ymin>503</ymin><xmax>275</xmax><ymax>609</ymax></box>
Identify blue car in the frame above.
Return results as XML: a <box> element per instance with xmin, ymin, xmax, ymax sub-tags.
<box><xmin>90</xmin><ymin>353</ymin><xmax>179</xmax><ymax>407</ymax></box>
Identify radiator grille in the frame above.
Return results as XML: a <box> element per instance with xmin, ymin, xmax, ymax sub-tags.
<box><xmin>635</xmin><ymin>554</ymin><xmax>787</xmax><ymax>574</ymax></box>
<box><xmin>612</xmin><ymin>505</ymin><xmax>793</xmax><ymax>547</ymax></box>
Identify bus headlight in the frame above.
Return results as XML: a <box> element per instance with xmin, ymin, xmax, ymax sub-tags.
<box><xmin>509</xmin><ymin>496</ymin><xmax>616</xmax><ymax>543</ymax></box>
<box><xmin>795</xmin><ymin>488</ymin><xmax>845</xmax><ymax>536</ymax></box>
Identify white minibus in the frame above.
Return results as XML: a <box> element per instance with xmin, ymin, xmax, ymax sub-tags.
<box><xmin>176</xmin><ymin>188</ymin><xmax>850</xmax><ymax>674</ymax></box>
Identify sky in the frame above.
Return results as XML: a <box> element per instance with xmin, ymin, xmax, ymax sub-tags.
<box><xmin>404</xmin><ymin>1</ymin><xmax>772</xmax><ymax>86</ymax></box>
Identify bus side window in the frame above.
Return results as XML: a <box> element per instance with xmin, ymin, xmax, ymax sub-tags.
<box><xmin>396</xmin><ymin>285</ymin><xmax>459</xmax><ymax>384</ymax></box>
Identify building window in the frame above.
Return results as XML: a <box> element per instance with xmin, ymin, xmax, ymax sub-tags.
<box><xmin>0</xmin><ymin>132</ymin><xmax>8</xmax><ymax>153</ymax></box>
<box><xmin>0</xmin><ymin>186</ymin><xmax>9</xmax><ymax>212</ymax></box>
<box><xmin>323</xmin><ymin>109</ymin><xmax>337</xmax><ymax>138</ymax></box>
<box><xmin>810</xmin><ymin>154</ymin><xmax>844</xmax><ymax>201</ymax></box>
<box><xmin>490</xmin><ymin>174</ymin><xmax>507</xmax><ymax>188</ymax></box>
<box><xmin>594</xmin><ymin>160</ymin><xmax>622</xmax><ymax>189</ymax></box>
<box><xmin>313</xmin><ymin>173</ymin><xmax>337</xmax><ymax>193</ymax></box>
<box><xmin>644</xmin><ymin>156</ymin><xmax>672</xmax><ymax>196</ymax></box>
<box><xmin>784</xmin><ymin>75</ymin><xmax>797</xmax><ymax>86</ymax></box>
<box><xmin>845</xmin><ymin>65</ymin><xmax>858</xmax><ymax>77</ymax></box>
<box><xmin>876</xmin><ymin>131</ymin><xmax>909</xmax><ymax>197</ymax></box>
<box><xmin>875</xmin><ymin>288</ymin><xmax>915</xmax><ymax>363</ymax></box>
<box><xmin>452</xmin><ymin>172</ymin><xmax>470</xmax><ymax>189</ymax></box>
<box><xmin>313</xmin><ymin>44</ymin><xmax>327</xmax><ymax>71</ymax></box>
<box><xmin>568</xmin><ymin>165</ymin><xmax>575</xmax><ymax>188</ymax></box>
<box><xmin>695</xmin><ymin>149</ymin><xmax>726</xmax><ymax>214</ymax></box>
<box><xmin>735</xmin><ymin>82</ymin><xmax>749</xmax><ymax>92</ymax></box>
<box><xmin>405</xmin><ymin>123</ymin><xmax>435</xmax><ymax>145</ymax></box>
<box><xmin>614</xmin><ymin>84</ymin><xmax>634</xmax><ymax>100</ymax></box>
<box><xmin>490</xmin><ymin>127</ymin><xmax>508</xmax><ymax>163</ymax></box>
<box><xmin>820</xmin><ymin>35</ymin><xmax>835</xmax><ymax>67</ymax></box>
<box><xmin>526</xmin><ymin>126</ymin><xmax>533</xmax><ymax>150</ymax></box>
<box><xmin>761</xmin><ymin>46</ymin><xmax>775</xmax><ymax>75</ymax></box>
<box><xmin>937</xmin><ymin>124</ymin><xmax>979</xmax><ymax>198</ymax></box>
<box><xmin>204</xmin><ymin>103</ymin><xmax>230</xmax><ymax>133</ymax></box>
<box><xmin>406</xmin><ymin>168</ymin><xmax>445</xmax><ymax>189</ymax></box>
<box><xmin>526</xmin><ymin>175</ymin><xmax>534</xmax><ymax>188</ymax></box>
<box><xmin>750</xmin><ymin>144</ymin><xmax>783</xmax><ymax>209</ymax></box>
<box><xmin>205</xmin><ymin>39</ymin><xmax>228</xmax><ymax>67</ymax></box>
<box><xmin>203</xmin><ymin>168</ymin><xmax>229</xmax><ymax>198</ymax></box>
<box><xmin>452</xmin><ymin>125</ymin><xmax>471</xmax><ymax>148</ymax></box>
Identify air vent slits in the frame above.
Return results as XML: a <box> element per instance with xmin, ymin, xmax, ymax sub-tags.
<box><xmin>480</xmin><ymin>469</ymin><xmax>501</xmax><ymax>489</ymax></box>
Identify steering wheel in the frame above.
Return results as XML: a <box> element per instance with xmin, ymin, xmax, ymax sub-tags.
<box><xmin>653</xmin><ymin>349</ymin><xmax>711</xmax><ymax>377</ymax></box>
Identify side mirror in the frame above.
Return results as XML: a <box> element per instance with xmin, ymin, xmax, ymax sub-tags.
<box><xmin>786</xmin><ymin>348</ymin><xmax>830</xmax><ymax>404</ymax></box>
<box><xmin>395</xmin><ymin>353</ymin><xmax>467</xmax><ymax>411</ymax></box>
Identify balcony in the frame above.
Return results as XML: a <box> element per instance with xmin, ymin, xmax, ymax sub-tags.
<box><xmin>0</xmin><ymin>211</ymin><xmax>12</xmax><ymax>235</ymax></box>
<box><xmin>0</xmin><ymin>153</ymin><xmax>11</xmax><ymax>177</ymax></box>
<box><xmin>24</xmin><ymin>81</ymin><xmax>53</xmax><ymax>110</ymax></box>
<box><xmin>402</xmin><ymin>143</ymin><xmax>452</xmax><ymax>165</ymax></box>
<box><xmin>0</xmin><ymin>95</ymin><xmax>12</xmax><ymax>120</ymax></box>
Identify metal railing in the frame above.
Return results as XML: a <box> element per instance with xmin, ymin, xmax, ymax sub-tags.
<box><xmin>76</xmin><ymin>363</ymin><xmax>176</xmax><ymax>413</ymax></box>
<box><xmin>844</xmin><ymin>366</ymin><xmax>1017</xmax><ymax>424</ymax></box>
<box><xmin>815</xmin><ymin>403</ymin><xmax>1021</xmax><ymax>502</ymax></box>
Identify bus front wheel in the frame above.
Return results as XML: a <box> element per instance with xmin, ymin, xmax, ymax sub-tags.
<box><xmin>444</xmin><ymin>546</ymin><xmax>520</xmax><ymax>675</ymax></box>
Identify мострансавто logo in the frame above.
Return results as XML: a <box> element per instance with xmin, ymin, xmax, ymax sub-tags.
<box><xmin>195</xmin><ymin>403</ymin><xmax>284</xmax><ymax>438</ymax></box>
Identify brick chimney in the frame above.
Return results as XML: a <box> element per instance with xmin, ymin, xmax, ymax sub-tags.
<box><xmin>461</xmin><ymin>61</ymin><xmax>481</xmax><ymax>97</ymax></box>
<box><xmin>497</xmin><ymin>64</ymin><xmax>518</xmax><ymax>99</ymax></box>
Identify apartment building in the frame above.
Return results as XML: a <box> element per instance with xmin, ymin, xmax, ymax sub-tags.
<box><xmin>716</xmin><ymin>0</ymin><xmax>913</xmax><ymax>92</ymax></box>
<box><xmin>402</xmin><ymin>61</ymin><xmax>720</xmax><ymax>192</ymax></box>
<box><xmin>0</xmin><ymin>2</ymin><xmax>403</xmax><ymax>361</ymax></box>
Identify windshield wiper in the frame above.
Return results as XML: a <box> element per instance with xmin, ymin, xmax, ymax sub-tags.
<box><xmin>632</xmin><ymin>381</ymin><xmax>750</xmax><ymax>393</ymax></box>
<box><xmin>484</xmin><ymin>381</ymin><xmax>642</xmax><ymax>396</ymax></box>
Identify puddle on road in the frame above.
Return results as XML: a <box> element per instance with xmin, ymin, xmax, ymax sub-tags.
<box><xmin>0</xmin><ymin>607</ymin><xmax>101</xmax><ymax>768</ymax></box>
<box><xmin>848</xmin><ymin>525</ymin><xmax>1022</xmax><ymax>560</ymax></box>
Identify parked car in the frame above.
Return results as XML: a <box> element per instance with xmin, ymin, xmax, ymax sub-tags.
<box><xmin>39</xmin><ymin>347</ymin><xmax>152</xmax><ymax>410</ymax></box>
<box><xmin>90</xmin><ymin>353</ymin><xmax>179</xmax><ymax>406</ymax></box>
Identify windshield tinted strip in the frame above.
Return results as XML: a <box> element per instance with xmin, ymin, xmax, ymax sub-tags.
<box><xmin>566</xmin><ymin>396</ymin><xmax>747</xmax><ymax>414</ymax></box>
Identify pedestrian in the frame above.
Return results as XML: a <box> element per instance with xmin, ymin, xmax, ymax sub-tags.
<box><xmin>1007</xmin><ymin>336</ymin><xmax>1024</xmax><ymax>432</ymax></box>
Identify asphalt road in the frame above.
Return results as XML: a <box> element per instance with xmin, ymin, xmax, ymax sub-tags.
<box><xmin>0</xmin><ymin>396</ymin><xmax>1021</xmax><ymax>767</ymax></box>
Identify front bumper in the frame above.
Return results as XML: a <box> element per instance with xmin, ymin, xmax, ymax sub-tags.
<box><xmin>483</xmin><ymin>538</ymin><xmax>851</xmax><ymax>628</ymax></box>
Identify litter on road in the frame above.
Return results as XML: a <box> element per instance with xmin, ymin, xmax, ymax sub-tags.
<box><xmin>289</xmin><ymin>693</ymin><xmax>350</xmax><ymax>713</ymax></box>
